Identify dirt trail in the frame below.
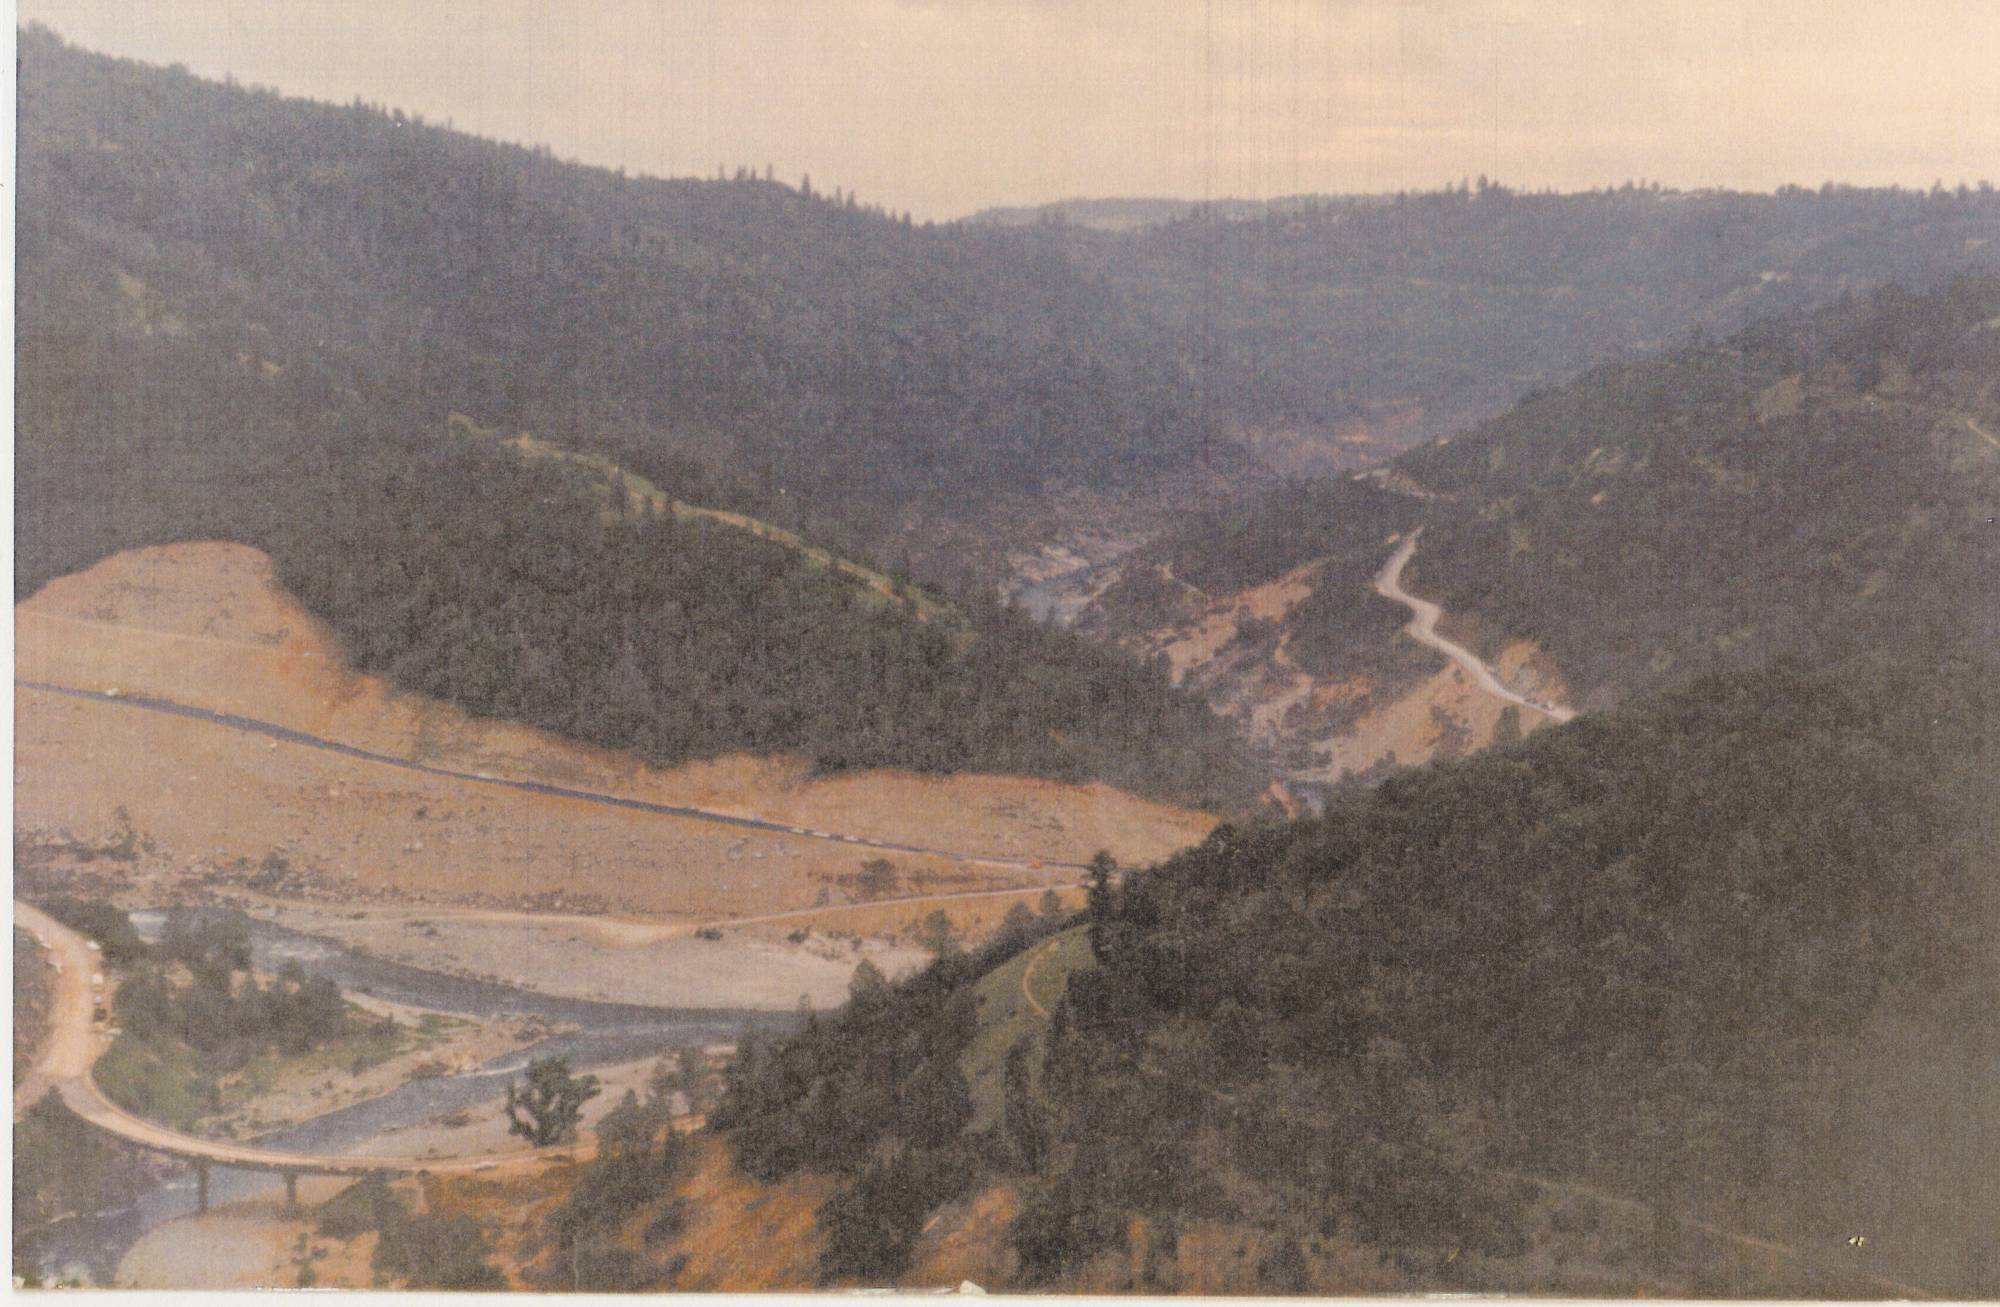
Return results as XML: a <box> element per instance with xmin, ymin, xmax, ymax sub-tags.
<box><xmin>1017</xmin><ymin>935</ymin><xmax>1063</xmax><ymax>1020</ymax></box>
<box><xmin>1965</xmin><ymin>415</ymin><xmax>2000</xmax><ymax>451</ymax></box>
<box><xmin>1373</xmin><ymin>529</ymin><xmax>1577</xmax><ymax>723</ymax></box>
<box><xmin>15</xmin><ymin>899</ymin><xmax>576</xmax><ymax>1176</ymax></box>
<box><xmin>719</xmin><ymin>884</ymin><xmax>1077</xmax><ymax>934</ymax></box>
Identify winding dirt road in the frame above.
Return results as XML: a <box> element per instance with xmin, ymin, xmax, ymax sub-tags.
<box><xmin>1373</xmin><ymin>530</ymin><xmax>1576</xmax><ymax>724</ymax></box>
<box><xmin>15</xmin><ymin>900</ymin><xmax>582</xmax><ymax>1177</ymax></box>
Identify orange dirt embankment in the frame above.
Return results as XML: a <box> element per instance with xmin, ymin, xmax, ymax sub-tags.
<box><xmin>1132</xmin><ymin>552</ymin><xmax>1568</xmax><ymax>782</ymax></box>
<box><xmin>16</xmin><ymin>543</ymin><xmax>1216</xmax><ymax>922</ymax></box>
<box><xmin>1304</xmin><ymin>640</ymin><xmax>1565</xmax><ymax>782</ymax></box>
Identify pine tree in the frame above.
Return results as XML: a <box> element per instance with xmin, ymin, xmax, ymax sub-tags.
<box><xmin>1085</xmin><ymin>851</ymin><xmax>1117</xmax><ymax>960</ymax></box>
<box><xmin>504</xmin><ymin>1057</ymin><xmax>602</xmax><ymax>1146</ymax></box>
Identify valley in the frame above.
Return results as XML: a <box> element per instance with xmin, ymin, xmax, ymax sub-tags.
<box><xmin>12</xmin><ymin>14</ymin><xmax>2000</xmax><ymax>1298</ymax></box>
<box><xmin>1370</xmin><ymin>529</ymin><xmax>1575</xmax><ymax>725</ymax></box>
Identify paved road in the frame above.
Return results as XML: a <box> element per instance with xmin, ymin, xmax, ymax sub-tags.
<box><xmin>14</xmin><ymin>900</ymin><xmax>581</xmax><ymax>1177</ymax></box>
<box><xmin>1372</xmin><ymin>530</ymin><xmax>1577</xmax><ymax>724</ymax></box>
<box><xmin>15</xmin><ymin>679</ymin><xmax>1091</xmax><ymax>875</ymax></box>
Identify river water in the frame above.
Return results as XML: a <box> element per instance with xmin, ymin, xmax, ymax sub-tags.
<box><xmin>1012</xmin><ymin>563</ymin><xmax>1098</xmax><ymax>626</ymax></box>
<box><xmin>34</xmin><ymin>912</ymin><xmax>798</xmax><ymax>1286</ymax></box>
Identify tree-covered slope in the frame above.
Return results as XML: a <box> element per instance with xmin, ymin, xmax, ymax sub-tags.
<box><xmin>712</xmin><ymin>648</ymin><xmax>1998</xmax><ymax>1294</ymax></box>
<box><xmin>14</xmin><ymin>25</ymin><xmax>1217</xmax><ymax>517</ymax></box>
<box><xmin>1399</xmin><ymin>274</ymin><xmax>2000</xmax><ymax>700</ymax></box>
<box><xmin>21</xmin><ymin>26</ymin><xmax>2000</xmax><ymax>538</ymax></box>
<box><xmin>1093</xmin><ymin>274</ymin><xmax>2000</xmax><ymax>718</ymax></box>
<box><xmin>707</xmin><ymin>279</ymin><xmax>2000</xmax><ymax>1294</ymax></box>
<box><xmin>1053</xmin><ymin>181</ymin><xmax>2000</xmax><ymax>445</ymax></box>
<box><xmin>14</xmin><ymin>192</ymin><xmax>1262</xmax><ymax>811</ymax></box>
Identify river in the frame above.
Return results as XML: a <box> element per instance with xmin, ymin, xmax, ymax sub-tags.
<box><xmin>1013</xmin><ymin>564</ymin><xmax>1094</xmax><ymax>625</ymax></box>
<box><xmin>32</xmin><ymin>912</ymin><xmax>799</xmax><ymax>1286</ymax></box>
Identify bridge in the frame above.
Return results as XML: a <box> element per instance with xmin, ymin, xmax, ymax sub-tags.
<box><xmin>16</xmin><ymin>900</ymin><xmax>585</xmax><ymax>1212</ymax></box>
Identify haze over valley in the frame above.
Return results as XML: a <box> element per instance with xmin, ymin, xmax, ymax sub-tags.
<box><xmin>12</xmin><ymin>8</ymin><xmax>2000</xmax><ymax>1297</ymax></box>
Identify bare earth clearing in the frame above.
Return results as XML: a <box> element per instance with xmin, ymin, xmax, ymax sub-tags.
<box><xmin>118</xmin><ymin>1181</ymin><xmax>367</xmax><ymax>1291</ymax></box>
<box><xmin>245</xmin><ymin>898</ymin><xmax>931</xmax><ymax>1010</ymax></box>
<box><xmin>1094</xmin><ymin>541</ymin><xmax>1571</xmax><ymax>784</ymax></box>
<box><xmin>15</xmin><ymin>544</ymin><xmax>1214</xmax><ymax>954</ymax></box>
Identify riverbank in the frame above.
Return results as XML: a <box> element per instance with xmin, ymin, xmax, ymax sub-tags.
<box><xmin>231</xmin><ymin>897</ymin><xmax>930</xmax><ymax>1010</ymax></box>
<box><xmin>187</xmin><ymin>995</ymin><xmax>561</xmax><ymax>1143</ymax></box>
<box><xmin>115</xmin><ymin>1053</ymin><xmax>691</xmax><ymax>1289</ymax></box>
<box><xmin>117</xmin><ymin>1176</ymin><xmax>365</xmax><ymax>1290</ymax></box>
<box><xmin>345</xmin><ymin>1053</ymin><xmax>691</xmax><ymax>1162</ymax></box>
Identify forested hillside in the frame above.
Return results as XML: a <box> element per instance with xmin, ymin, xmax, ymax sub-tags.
<box><xmin>706</xmin><ymin>277</ymin><xmax>2000</xmax><ymax>1293</ymax></box>
<box><xmin>1078</xmin><ymin>475</ymin><xmax>1422</xmax><ymax>684</ymax></box>
<box><xmin>1083</xmin><ymin>275</ymin><xmax>2000</xmax><ymax>716</ymax></box>
<box><xmin>713</xmin><ymin>648</ymin><xmax>1998</xmax><ymax>1294</ymax></box>
<box><xmin>20</xmin><ymin>26</ymin><xmax>2000</xmax><ymax>549</ymax></box>
<box><xmin>1014</xmin><ymin>180</ymin><xmax>2000</xmax><ymax>453</ymax></box>
<box><xmin>1400</xmin><ymin>274</ymin><xmax>2000</xmax><ymax>700</ymax></box>
<box><xmin>14</xmin><ymin>293</ymin><xmax>1260</xmax><ymax>805</ymax></box>
<box><xmin>13</xmin><ymin>24</ymin><xmax>1215</xmax><ymax>523</ymax></box>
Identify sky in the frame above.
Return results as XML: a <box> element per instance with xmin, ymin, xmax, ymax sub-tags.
<box><xmin>16</xmin><ymin>0</ymin><xmax>2000</xmax><ymax>220</ymax></box>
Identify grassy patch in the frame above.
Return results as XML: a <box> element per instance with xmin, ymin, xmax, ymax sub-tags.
<box><xmin>95</xmin><ymin>1029</ymin><xmax>215</xmax><ymax>1132</ymax></box>
<box><xmin>414</xmin><ymin>1011</ymin><xmax>468</xmax><ymax>1041</ymax></box>
<box><xmin>960</xmin><ymin>927</ymin><xmax>1091</xmax><ymax>1131</ymax></box>
<box><xmin>99</xmin><ymin>1001</ymin><xmax>442</xmax><ymax>1132</ymax></box>
<box><xmin>214</xmin><ymin>1016</ymin><xmax>412</xmax><ymax>1115</ymax></box>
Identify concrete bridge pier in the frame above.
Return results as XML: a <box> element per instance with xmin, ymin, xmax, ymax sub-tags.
<box><xmin>195</xmin><ymin>1162</ymin><xmax>210</xmax><ymax>1215</ymax></box>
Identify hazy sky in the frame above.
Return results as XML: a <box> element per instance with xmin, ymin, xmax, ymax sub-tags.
<box><xmin>18</xmin><ymin>0</ymin><xmax>2000</xmax><ymax>219</ymax></box>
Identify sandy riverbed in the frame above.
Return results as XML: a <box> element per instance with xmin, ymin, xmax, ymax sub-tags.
<box><xmin>241</xmin><ymin>898</ymin><xmax>931</xmax><ymax>1010</ymax></box>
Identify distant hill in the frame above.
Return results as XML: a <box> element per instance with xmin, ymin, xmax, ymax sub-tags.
<box><xmin>1399</xmin><ymin>273</ymin><xmax>2000</xmax><ymax>700</ymax></box>
<box><xmin>963</xmin><ymin>196</ymin><xmax>1299</xmax><ymax>230</ymax></box>
<box><xmin>20</xmin><ymin>24</ymin><xmax>2000</xmax><ymax>561</ymax></box>
<box><xmin>15</xmin><ymin>26</ymin><xmax>1230</xmax><ymax>524</ymax></box>
<box><xmin>1072</xmin><ymin>275</ymin><xmax>2000</xmax><ymax>778</ymax></box>
<box><xmin>1064</xmin><ymin>182</ymin><xmax>2000</xmax><ymax>461</ymax></box>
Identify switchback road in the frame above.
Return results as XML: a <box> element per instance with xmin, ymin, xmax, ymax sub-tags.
<box><xmin>1372</xmin><ymin>530</ymin><xmax>1576</xmax><ymax>724</ymax></box>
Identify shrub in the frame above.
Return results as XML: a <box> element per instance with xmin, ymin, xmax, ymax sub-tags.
<box><xmin>39</xmin><ymin>897</ymin><xmax>148</xmax><ymax>965</ymax></box>
<box><xmin>565</xmin><ymin>1243</ymin><xmax>673</xmax><ymax>1292</ymax></box>
<box><xmin>317</xmin><ymin>1173</ymin><xmax>402</xmax><ymax>1239</ymax></box>
<box><xmin>1007</xmin><ymin>1178</ymin><xmax>1124</xmax><ymax>1286</ymax></box>
<box><xmin>1257</xmin><ymin>1236</ymin><xmax>1311</xmax><ymax>1293</ymax></box>
<box><xmin>816</xmin><ymin>1147</ymin><xmax>970</xmax><ymax>1284</ymax></box>
<box><xmin>372</xmin><ymin>1209</ymin><xmax>505</xmax><ymax>1291</ymax></box>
